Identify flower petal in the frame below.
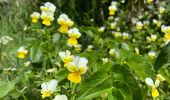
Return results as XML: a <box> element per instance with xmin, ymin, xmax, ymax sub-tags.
<box><xmin>152</xmin><ymin>88</ymin><xmax>159</xmax><ymax>98</ymax></box>
<box><xmin>68</xmin><ymin>73</ymin><xmax>81</xmax><ymax>83</ymax></box>
<box><xmin>53</xmin><ymin>94</ymin><xmax>68</xmax><ymax>100</ymax></box>
<box><xmin>145</xmin><ymin>78</ymin><xmax>154</xmax><ymax>87</ymax></box>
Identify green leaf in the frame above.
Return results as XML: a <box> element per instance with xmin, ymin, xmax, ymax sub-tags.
<box><xmin>52</xmin><ymin>33</ymin><xmax>60</xmax><ymax>44</ymax></box>
<box><xmin>0</xmin><ymin>81</ymin><xmax>15</xmax><ymax>99</ymax></box>
<box><xmin>111</xmin><ymin>64</ymin><xmax>142</xmax><ymax>100</ymax></box>
<box><xmin>55</xmin><ymin>69</ymin><xmax>69</xmax><ymax>82</ymax></box>
<box><xmin>76</xmin><ymin>70</ymin><xmax>111</xmax><ymax>100</ymax></box>
<box><xmin>30</xmin><ymin>42</ymin><xmax>42</xmax><ymax>63</ymax></box>
<box><xmin>154</xmin><ymin>43</ymin><xmax>170</xmax><ymax>71</ymax></box>
<box><xmin>158</xmin><ymin>67</ymin><xmax>170</xmax><ymax>84</ymax></box>
<box><xmin>120</xmin><ymin>50</ymin><xmax>155</xmax><ymax>80</ymax></box>
<box><xmin>112</xmin><ymin>81</ymin><xmax>133</xmax><ymax>100</ymax></box>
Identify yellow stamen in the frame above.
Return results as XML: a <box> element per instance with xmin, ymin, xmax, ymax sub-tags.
<box><xmin>68</xmin><ymin>72</ymin><xmax>81</xmax><ymax>83</ymax></box>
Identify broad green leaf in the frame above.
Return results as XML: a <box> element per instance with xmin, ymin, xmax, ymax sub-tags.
<box><xmin>82</xmin><ymin>80</ymin><xmax>113</xmax><ymax>100</ymax></box>
<box><xmin>154</xmin><ymin>43</ymin><xmax>170</xmax><ymax>71</ymax></box>
<box><xmin>111</xmin><ymin>87</ymin><xmax>124</xmax><ymax>100</ymax></box>
<box><xmin>30</xmin><ymin>42</ymin><xmax>42</xmax><ymax>63</ymax></box>
<box><xmin>55</xmin><ymin>69</ymin><xmax>69</xmax><ymax>82</ymax></box>
<box><xmin>52</xmin><ymin>33</ymin><xmax>60</xmax><ymax>44</ymax></box>
<box><xmin>126</xmin><ymin>61</ymin><xmax>147</xmax><ymax>80</ymax></box>
<box><xmin>111</xmin><ymin>64</ymin><xmax>142</xmax><ymax>100</ymax></box>
<box><xmin>76</xmin><ymin>70</ymin><xmax>111</xmax><ymax>100</ymax></box>
<box><xmin>0</xmin><ymin>81</ymin><xmax>15</xmax><ymax>99</ymax></box>
<box><xmin>113</xmin><ymin>81</ymin><xmax>133</xmax><ymax>100</ymax></box>
<box><xmin>120</xmin><ymin>50</ymin><xmax>155</xmax><ymax>80</ymax></box>
<box><xmin>158</xmin><ymin>67</ymin><xmax>170</xmax><ymax>84</ymax></box>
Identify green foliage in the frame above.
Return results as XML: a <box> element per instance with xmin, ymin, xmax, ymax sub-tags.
<box><xmin>154</xmin><ymin>43</ymin><xmax>170</xmax><ymax>71</ymax></box>
<box><xmin>0</xmin><ymin>0</ymin><xmax>170</xmax><ymax>100</ymax></box>
<box><xmin>0</xmin><ymin>81</ymin><xmax>15</xmax><ymax>99</ymax></box>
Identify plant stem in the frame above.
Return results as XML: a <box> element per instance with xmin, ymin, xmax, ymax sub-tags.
<box><xmin>70</xmin><ymin>83</ymin><xmax>77</xmax><ymax>100</ymax></box>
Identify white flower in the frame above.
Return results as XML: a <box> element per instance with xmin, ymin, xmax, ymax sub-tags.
<box><xmin>41</xmin><ymin>79</ymin><xmax>58</xmax><ymax>98</ymax></box>
<box><xmin>148</xmin><ymin>51</ymin><xmax>156</xmax><ymax>59</ymax></box>
<box><xmin>98</xmin><ymin>26</ymin><xmax>105</xmax><ymax>32</ymax></box>
<box><xmin>0</xmin><ymin>36</ymin><xmax>13</xmax><ymax>45</ymax></box>
<box><xmin>109</xmin><ymin>48</ymin><xmax>116</xmax><ymax>56</ymax></box>
<box><xmin>67</xmin><ymin>56</ymin><xmax>88</xmax><ymax>83</ymax></box>
<box><xmin>57</xmin><ymin>14</ymin><xmax>73</xmax><ymax>26</ymax></box>
<box><xmin>87</xmin><ymin>45</ymin><xmax>93</xmax><ymax>51</ymax></box>
<box><xmin>74</xmin><ymin>44</ymin><xmax>81</xmax><ymax>51</ymax></box>
<box><xmin>53</xmin><ymin>94</ymin><xmax>68</xmax><ymax>100</ymax></box>
<box><xmin>24</xmin><ymin>61</ymin><xmax>31</xmax><ymax>67</ymax></box>
<box><xmin>40</xmin><ymin>2</ymin><xmax>56</xmax><ymax>13</ymax></box>
<box><xmin>145</xmin><ymin>77</ymin><xmax>160</xmax><ymax>97</ymax></box>
<box><xmin>110</xmin><ymin>22</ymin><xmax>116</xmax><ymax>29</ymax></box>
<box><xmin>17</xmin><ymin>47</ymin><xmax>28</xmax><ymax>59</ymax></box>
<box><xmin>67</xmin><ymin>56</ymin><xmax>88</xmax><ymax>74</ymax></box>
<box><xmin>145</xmin><ymin>78</ymin><xmax>154</xmax><ymax>87</ymax></box>
<box><xmin>59</xmin><ymin>50</ymin><xmax>74</xmax><ymax>67</ymax></box>
<box><xmin>40</xmin><ymin>2</ymin><xmax>56</xmax><ymax>26</ymax></box>
<box><xmin>153</xmin><ymin>19</ymin><xmax>158</xmax><ymax>24</ymax></box>
<box><xmin>108</xmin><ymin>3</ymin><xmax>117</xmax><ymax>16</ymax></box>
<box><xmin>161</xmin><ymin>25</ymin><xmax>170</xmax><ymax>34</ymax></box>
<box><xmin>11</xmin><ymin>68</ymin><xmax>16</xmax><ymax>71</ymax></box>
<box><xmin>135</xmin><ymin>48</ymin><xmax>139</xmax><ymax>55</ymax></box>
<box><xmin>159</xmin><ymin>7</ymin><xmax>165</xmax><ymax>14</ymax></box>
<box><xmin>112</xmin><ymin>31</ymin><xmax>122</xmax><ymax>38</ymax></box>
<box><xmin>47</xmin><ymin>68</ymin><xmax>56</xmax><ymax>73</ymax></box>
<box><xmin>143</xmin><ymin>20</ymin><xmax>150</xmax><ymax>26</ymax></box>
<box><xmin>156</xmin><ymin>74</ymin><xmax>165</xmax><ymax>81</ymax></box>
<box><xmin>31</xmin><ymin>12</ymin><xmax>40</xmax><ymax>23</ymax></box>
<box><xmin>122</xmin><ymin>32</ymin><xmax>130</xmax><ymax>40</ymax></box>
<box><xmin>102</xmin><ymin>58</ymin><xmax>108</xmax><ymax>64</ymax></box>
<box><xmin>111</xmin><ymin>1</ymin><xmax>117</xmax><ymax>5</ymax></box>
<box><xmin>161</xmin><ymin>25</ymin><xmax>167</xmax><ymax>33</ymax></box>
<box><xmin>146</xmin><ymin>36</ymin><xmax>151</xmax><ymax>42</ymax></box>
<box><xmin>150</xmin><ymin>34</ymin><xmax>157</xmax><ymax>42</ymax></box>
<box><xmin>136</xmin><ymin>21</ymin><xmax>143</xmax><ymax>30</ymax></box>
<box><xmin>67</xmin><ymin>28</ymin><xmax>81</xmax><ymax>46</ymax></box>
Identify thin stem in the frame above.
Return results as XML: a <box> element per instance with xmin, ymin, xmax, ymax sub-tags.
<box><xmin>70</xmin><ymin>83</ymin><xmax>77</xmax><ymax>100</ymax></box>
<box><xmin>21</xmin><ymin>93</ymin><xmax>27</xmax><ymax>100</ymax></box>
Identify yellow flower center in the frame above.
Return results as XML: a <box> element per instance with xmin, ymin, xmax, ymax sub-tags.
<box><xmin>59</xmin><ymin>26</ymin><xmax>68</xmax><ymax>33</ymax></box>
<box><xmin>41</xmin><ymin>90</ymin><xmax>52</xmax><ymax>98</ymax></box>
<box><xmin>67</xmin><ymin>37</ymin><xmax>78</xmax><ymax>45</ymax></box>
<box><xmin>152</xmin><ymin>88</ymin><xmax>159</xmax><ymax>98</ymax></box>
<box><xmin>18</xmin><ymin>51</ymin><xmax>27</xmax><ymax>59</ymax></box>
<box><xmin>42</xmin><ymin>17</ymin><xmax>51</xmax><ymax>26</ymax></box>
<box><xmin>68</xmin><ymin>72</ymin><xmax>81</xmax><ymax>83</ymax></box>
